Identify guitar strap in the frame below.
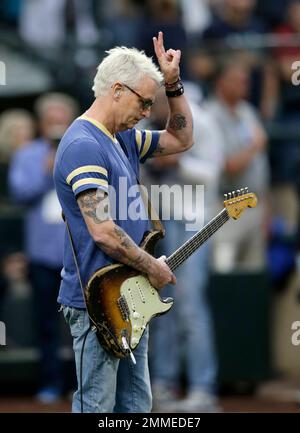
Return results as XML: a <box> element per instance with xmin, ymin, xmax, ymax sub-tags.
<box><xmin>135</xmin><ymin>179</ymin><xmax>165</xmax><ymax>236</ymax></box>
<box><xmin>62</xmin><ymin>212</ymin><xmax>87</xmax><ymax>305</ymax></box>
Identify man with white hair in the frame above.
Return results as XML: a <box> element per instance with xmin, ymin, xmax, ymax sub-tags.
<box><xmin>54</xmin><ymin>32</ymin><xmax>194</xmax><ymax>412</ymax></box>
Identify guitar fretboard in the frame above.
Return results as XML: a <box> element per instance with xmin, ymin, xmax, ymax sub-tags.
<box><xmin>165</xmin><ymin>208</ymin><xmax>229</xmax><ymax>272</ymax></box>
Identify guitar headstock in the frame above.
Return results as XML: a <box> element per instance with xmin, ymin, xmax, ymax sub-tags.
<box><xmin>224</xmin><ymin>188</ymin><xmax>257</xmax><ymax>220</ymax></box>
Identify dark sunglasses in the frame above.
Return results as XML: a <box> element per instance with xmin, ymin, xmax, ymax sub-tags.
<box><xmin>122</xmin><ymin>83</ymin><xmax>154</xmax><ymax>111</ymax></box>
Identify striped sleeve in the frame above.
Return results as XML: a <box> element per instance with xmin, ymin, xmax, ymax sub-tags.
<box><xmin>134</xmin><ymin>129</ymin><xmax>160</xmax><ymax>163</ymax></box>
<box><xmin>61</xmin><ymin>139</ymin><xmax>109</xmax><ymax>197</ymax></box>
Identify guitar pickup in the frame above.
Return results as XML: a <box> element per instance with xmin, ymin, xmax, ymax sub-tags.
<box><xmin>117</xmin><ymin>296</ymin><xmax>130</xmax><ymax>321</ymax></box>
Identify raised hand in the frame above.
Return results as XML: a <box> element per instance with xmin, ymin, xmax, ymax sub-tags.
<box><xmin>153</xmin><ymin>31</ymin><xmax>181</xmax><ymax>84</ymax></box>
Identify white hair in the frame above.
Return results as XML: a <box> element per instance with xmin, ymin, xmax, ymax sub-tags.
<box><xmin>92</xmin><ymin>47</ymin><xmax>164</xmax><ymax>97</ymax></box>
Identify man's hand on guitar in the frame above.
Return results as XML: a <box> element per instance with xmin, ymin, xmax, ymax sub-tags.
<box><xmin>148</xmin><ymin>255</ymin><xmax>176</xmax><ymax>291</ymax></box>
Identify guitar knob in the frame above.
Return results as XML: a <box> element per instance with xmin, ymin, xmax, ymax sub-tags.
<box><xmin>133</xmin><ymin>325</ymin><xmax>140</xmax><ymax>332</ymax></box>
<box><xmin>133</xmin><ymin>311</ymin><xmax>140</xmax><ymax>319</ymax></box>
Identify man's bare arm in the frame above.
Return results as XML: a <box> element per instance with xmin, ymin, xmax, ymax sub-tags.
<box><xmin>151</xmin><ymin>32</ymin><xmax>194</xmax><ymax>157</ymax></box>
<box><xmin>76</xmin><ymin>188</ymin><xmax>176</xmax><ymax>289</ymax></box>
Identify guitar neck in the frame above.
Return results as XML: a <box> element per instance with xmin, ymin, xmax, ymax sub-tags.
<box><xmin>165</xmin><ymin>208</ymin><xmax>229</xmax><ymax>272</ymax></box>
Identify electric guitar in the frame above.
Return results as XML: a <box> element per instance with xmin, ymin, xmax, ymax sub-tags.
<box><xmin>85</xmin><ymin>188</ymin><xmax>257</xmax><ymax>362</ymax></box>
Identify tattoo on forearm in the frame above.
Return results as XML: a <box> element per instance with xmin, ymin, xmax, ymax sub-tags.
<box><xmin>96</xmin><ymin>241</ymin><xmax>124</xmax><ymax>262</ymax></box>
<box><xmin>77</xmin><ymin>189</ymin><xmax>110</xmax><ymax>224</ymax></box>
<box><xmin>169</xmin><ymin>114</ymin><xmax>187</xmax><ymax>131</ymax></box>
<box><xmin>97</xmin><ymin>225</ymin><xmax>153</xmax><ymax>272</ymax></box>
<box><xmin>128</xmin><ymin>251</ymin><xmax>152</xmax><ymax>270</ymax></box>
<box><xmin>113</xmin><ymin>226</ymin><xmax>134</xmax><ymax>249</ymax></box>
<box><xmin>79</xmin><ymin>191</ymin><xmax>153</xmax><ymax>271</ymax></box>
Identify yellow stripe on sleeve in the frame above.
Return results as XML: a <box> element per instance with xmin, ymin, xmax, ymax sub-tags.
<box><xmin>72</xmin><ymin>178</ymin><xmax>108</xmax><ymax>193</ymax></box>
<box><xmin>135</xmin><ymin>130</ymin><xmax>142</xmax><ymax>153</ymax></box>
<box><xmin>66</xmin><ymin>165</ymin><xmax>108</xmax><ymax>185</ymax></box>
<box><xmin>140</xmin><ymin>130</ymin><xmax>152</xmax><ymax>159</ymax></box>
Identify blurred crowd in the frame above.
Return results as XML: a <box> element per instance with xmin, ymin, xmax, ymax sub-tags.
<box><xmin>1</xmin><ymin>0</ymin><xmax>300</xmax><ymax>410</ymax></box>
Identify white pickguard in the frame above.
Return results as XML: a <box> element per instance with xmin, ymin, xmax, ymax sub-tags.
<box><xmin>120</xmin><ymin>275</ymin><xmax>173</xmax><ymax>348</ymax></box>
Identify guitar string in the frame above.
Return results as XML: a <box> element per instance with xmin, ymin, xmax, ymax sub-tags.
<box><xmin>168</xmin><ymin>212</ymin><xmax>229</xmax><ymax>270</ymax></box>
<box><xmin>166</xmin><ymin>209</ymin><xmax>229</xmax><ymax>271</ymax></box>
<box><xmin>169</xmin><ymin>215</ymin><xmax>228</xmax><ymax>269</ymax></box>
<box><xmin>167</xmin><ymin>214</ymin><xmax>228</xmax><ymax>271</ymax></box>
<box><xmin>180</xmin><ymin>215</ymin><xmax>228</xmax><ymax>259</ymax></box>
<box><xmin>166</xmin><ymin>210</ymin><xmax>228</xmax><ymax>266</ymax></box>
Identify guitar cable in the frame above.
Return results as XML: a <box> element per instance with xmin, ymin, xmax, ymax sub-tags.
<box><xmin>79</xmin><ymin>325</ymin><xmax>91</xmax><ymax>413</ymax></box>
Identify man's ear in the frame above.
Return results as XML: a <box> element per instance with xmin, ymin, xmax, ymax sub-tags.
<box><xmin>112</xmin><ymin>83</ymin><xmax>122</xmax><ymax>99</ymax></box>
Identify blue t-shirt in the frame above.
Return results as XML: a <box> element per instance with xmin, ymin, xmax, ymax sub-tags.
<box><xmin>54</xmin><ymin>115</ymin><xmax>159</xmax><ymax>308</ymax></box>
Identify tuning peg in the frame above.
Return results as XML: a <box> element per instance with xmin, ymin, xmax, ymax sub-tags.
<box><xmin>228</xmin><ymin>192</ymin><xmax>232</xmax><ymax>199</ymax></box>
<box><xmin>224</xmin><ymin>193</ymin><xmax>228</xmax><ymax>200</ymax></box>
<box><xmin>232</xmin><ymin>190</ymin><xmax>236</xmax><ymax>197</ymax></box>
<box><xmin>237</xmin><ymin>189</ymin><xmax>241</xmax><ymax>196</ymax></box>
<box><xmin>245</xmin><ymin>186</ymin><xmax>249</xmax><ymax>194</ymax></box>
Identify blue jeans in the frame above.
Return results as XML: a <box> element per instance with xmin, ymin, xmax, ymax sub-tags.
<box><xmin>62</xmin><ymin>306</ymin><xmax>152</xmax><ymax>413</ymax></box>
<box><xmin>149</xmin><ymin>220</ymin><xmax>217</xmax><ymax>393</ymax></box>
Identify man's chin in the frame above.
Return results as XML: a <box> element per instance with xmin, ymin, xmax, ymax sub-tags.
<box><xmin>121</xmin><ymin>120</ymin><xmax>139</xmax><ymax>130</ymax></box>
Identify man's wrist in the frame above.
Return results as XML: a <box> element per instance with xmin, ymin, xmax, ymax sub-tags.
<box><xmin>164</xmin><ymin>76</ymin><xmax>181</xmax><ymax>88</ymax></box>
<box><xmin>141</xmin><ymin>252</ymin><xmax>158</xmax><ymax>277</ymax></box>
<box><xmin>164</xmin><ymin>77</ymin><xmax>184</xmax><ymax>97</ymax></box>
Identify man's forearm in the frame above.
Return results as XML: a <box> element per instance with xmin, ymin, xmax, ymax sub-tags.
<box><xmin>77</xmin><ymin>189</ymin><xmax>157</xmax><ymax>274</ymax></box>
<box><xmin>96</xmin><ymin>224</ymin><xmax>157</xmax><ymax>274</ymax></box>
<box><xmin>166</xmin><ymin>94</ymin><xmax>193</xmax><ymax>147</ymax></box>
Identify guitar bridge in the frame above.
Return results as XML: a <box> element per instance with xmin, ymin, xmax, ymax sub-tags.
<box><xmin>117</xmin><ymin>295</ymin><xmax>130</xmax><ymax>321</ymax></box>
